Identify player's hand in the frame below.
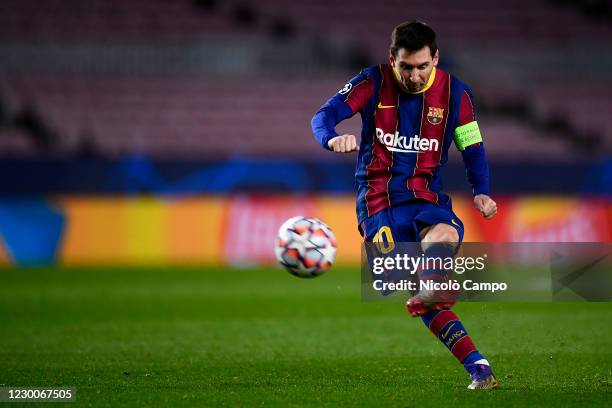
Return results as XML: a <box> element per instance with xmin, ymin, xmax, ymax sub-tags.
<box><xmin>327</xmin><ymin>134</ymin><xmax>359</xmax><ymax>153</ymax></box>
<box><xmin>474</xmin><ymin>194</ymin><xmax>497</xmax><ymax>219</ymax></box>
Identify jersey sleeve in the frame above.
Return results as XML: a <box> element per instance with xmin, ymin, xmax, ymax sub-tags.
<box><xmin>453</xmin><ymin>86</ymin><xmax>481</xmax><ymax>151</ymax></box>
<box><xmin>311</xmin><ymin>69</ymin><xmax>375</xmax><ymax>150</ymax></box>
<box><xmin>454</xmin><ymin>85</ymin><xmax>491</xmax><ymax>196</ymax></box>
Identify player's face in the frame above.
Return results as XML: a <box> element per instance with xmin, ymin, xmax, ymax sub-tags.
<box><xmin>390</xmin><ymin>46</ymin><xmax>439</xmax><ymax>93</ymax></box>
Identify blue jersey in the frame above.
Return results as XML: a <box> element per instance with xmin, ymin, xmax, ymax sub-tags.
<box><xmin>312</xmin><ymin>64</ymin><xmax>490</xmax><ymax>224</ymax></box>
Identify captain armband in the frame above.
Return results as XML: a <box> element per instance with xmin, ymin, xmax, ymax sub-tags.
<box><xmin>454</xmin><ymin>121</ymin><xmax>482</xmax><ymax>151</ymax></box>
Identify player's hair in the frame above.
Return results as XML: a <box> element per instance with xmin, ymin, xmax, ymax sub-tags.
<box><xmin>390</xmin><ymin>20</ymin><xmax>437</xmax><ymax>57</ymax></box>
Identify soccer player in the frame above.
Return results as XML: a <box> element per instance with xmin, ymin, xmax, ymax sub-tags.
<box><xmin>311</xmin><ymin>21</ymin><xmax>498</xmax><ymax>390</ymax></box>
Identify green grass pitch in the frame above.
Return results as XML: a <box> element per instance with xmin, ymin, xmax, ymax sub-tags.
<box><xmin>0</xmin><ymin>266</ymin><xmax>610</xmax><ymax>407</ymax></box>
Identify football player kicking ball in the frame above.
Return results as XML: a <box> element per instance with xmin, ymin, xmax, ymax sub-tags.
<box><xmin>311</xmin><ymin>20</ymin><xmax>498</xmax><ymax>390</ymax></box>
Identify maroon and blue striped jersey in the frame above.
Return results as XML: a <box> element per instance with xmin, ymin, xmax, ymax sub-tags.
<box><xmin>312</xmin><ymin>64</ymin><xmax>490</xmax><ymax>224</ymax></box>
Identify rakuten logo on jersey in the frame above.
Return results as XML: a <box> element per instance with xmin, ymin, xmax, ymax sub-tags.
<box><xmin>375</xmin><ymin>128</ymin><xmax>439</xmax><ymax>153</ymax></box>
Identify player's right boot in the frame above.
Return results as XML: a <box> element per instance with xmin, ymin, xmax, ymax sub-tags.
<box><xmin>406</xmin><ymin>268</ymin><xmax>459</xmax><ymax>317</ymax></box>
<box><xmin>406</xmin><ymin>288</ymin><xmax>457</xmax><ymax>317</ymax></box>
<box><xmin>465</xmin><ymin>363</ymin><xmax>498</xmax><ymax>390</ymax></box>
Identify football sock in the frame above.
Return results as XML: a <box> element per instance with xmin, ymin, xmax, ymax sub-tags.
<box><xmin>419</xmin><ymin>243</ymin><xmax>455</xmax><ymax>280</ymax></box>
<box><xmin>417</xmin><ymin>244</ymin><xmax>488</xmax><ymax>370</ymax></box>
<box><xmin>415</xmin><ymin>243</ymin><xmax>457</xmax><ymax>305</ymax></box>
<box><xmin>421</xmin><ymin>308</ymin><xmax>486</xmax><ymax>369</ymax></box>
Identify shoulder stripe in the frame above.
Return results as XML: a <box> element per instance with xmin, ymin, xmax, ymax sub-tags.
<box><xmin>344</xmin><ymin>77</ymin><xmax>374</xmax><ymax>114</ymax></box>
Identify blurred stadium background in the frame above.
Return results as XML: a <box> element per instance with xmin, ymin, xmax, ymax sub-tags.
<box><xmin>1</xmin><ymin>2</ymin><xmax>611</xmax><ymax>406</ymax></box>
<box><xmin>0</xmin><ymin>0</ymin><xmax>610</xmax><ymax>265</ymax></box>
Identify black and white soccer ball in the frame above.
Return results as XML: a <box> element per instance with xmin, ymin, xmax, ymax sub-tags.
<box><xmin>274</xmin><ymin>216</ymin><xmax>337</xmax><ymax>278</ymax></box>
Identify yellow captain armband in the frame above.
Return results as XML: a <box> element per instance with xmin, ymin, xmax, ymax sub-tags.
<box><xmin>454</xmin><ymin>121</ymin><xmax>482</xmax><ymax>151</ymax></box>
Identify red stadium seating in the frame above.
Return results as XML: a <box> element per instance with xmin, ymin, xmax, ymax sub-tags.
<box><xmin>6</xmin><ymin>75</ymin><xmax>587</xmax><ymax>159</ymax></box>
<box><xmin>0</xmin><ymin>0</ymin><xmax>610</xmax><ymax>158</ymax></box>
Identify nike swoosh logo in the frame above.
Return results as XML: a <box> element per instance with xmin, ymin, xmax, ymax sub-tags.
<box><xmin>377</xmin><ymin>102</ymin><xmax>396</xmax><ymax>109</ymax></box>
<box><xmin>442</xmin><ymin>322</ymin><xmax>456</xmax><ymax>339</ymax></box>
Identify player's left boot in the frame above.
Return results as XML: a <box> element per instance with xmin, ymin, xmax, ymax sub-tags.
<box><xmin>465</xmin><ymin>363</ymin><xmax>498</xmax><ymax>390</ymax></box>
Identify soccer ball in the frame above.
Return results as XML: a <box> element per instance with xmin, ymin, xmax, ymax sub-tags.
<box><xmin>274</xmin><ymin>216</ymin><xmax>337</xmax><ymax>278</ymax></box>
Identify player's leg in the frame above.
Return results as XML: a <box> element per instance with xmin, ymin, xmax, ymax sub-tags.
<box><xmin>420</xmin><ymin>304</ymin><xmax>497</xmax><ymax>389</ymax></box>
<box><xmin>410</xmin><ymin>211</ymin><xmax>497</xmax><ymax>389</ymax></box>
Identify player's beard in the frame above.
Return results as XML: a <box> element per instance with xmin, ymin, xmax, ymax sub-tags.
<box><xmin>399</xmin><ymin>75</ymin><xmax>423</xmax><ymax>92</ymax></box>
<box><xmin>405</xmin><ymin>80</ymin><xmax>423</xmax><ymax>92</ymax></box>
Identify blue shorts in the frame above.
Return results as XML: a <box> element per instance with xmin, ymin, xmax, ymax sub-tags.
<box><xmin>359</xmin><ymin>200</ymin><xmax>465</xmax><ymax>244</ymax></box>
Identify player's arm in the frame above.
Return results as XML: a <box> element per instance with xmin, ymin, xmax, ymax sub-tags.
<box><xmin>311</xmin><ymin>70</ymin><xmax>374</xmax><ymax>153</ymax></box>
<box><xmin>454</xmin><ymin>87</ymin><xmax>497</xmax><ymax>219</ymax></box>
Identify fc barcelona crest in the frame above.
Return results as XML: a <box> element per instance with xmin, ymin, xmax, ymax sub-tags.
<box><xmin>427</xmin><ymin>107</ymin><xmax>444</xmax><ymax>125</ymax></box>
